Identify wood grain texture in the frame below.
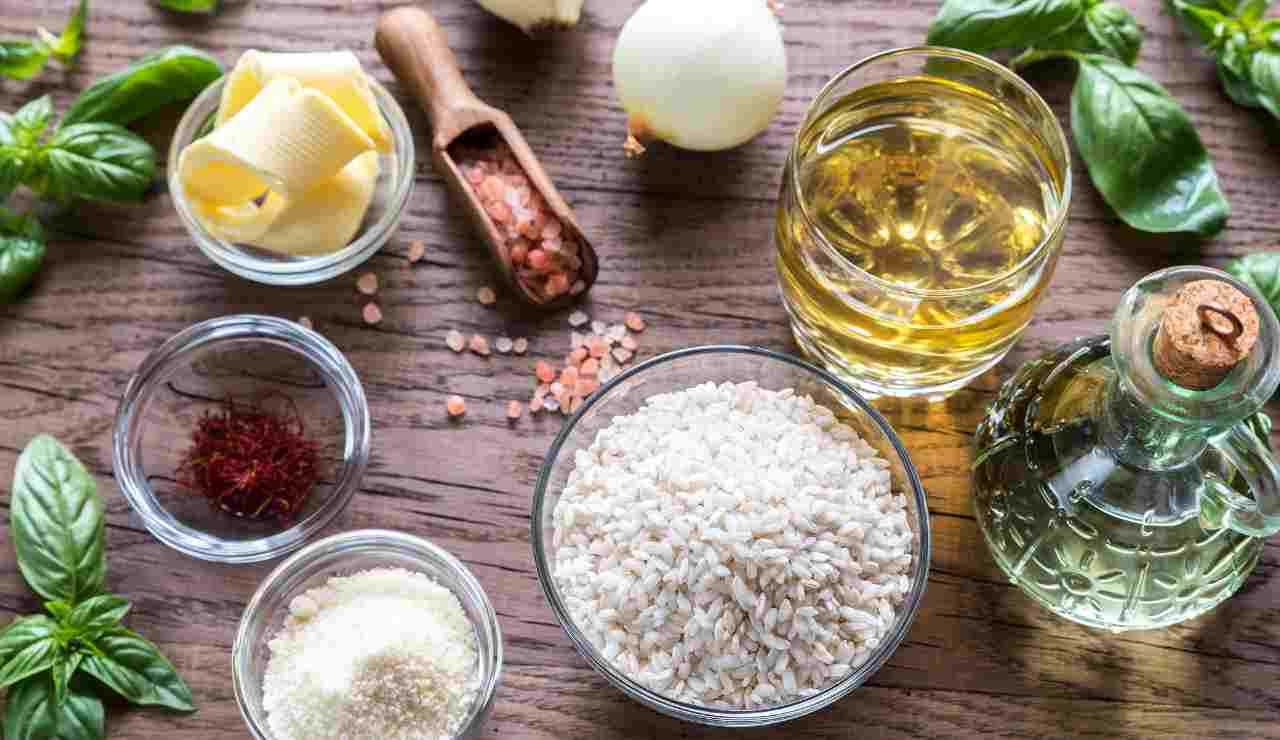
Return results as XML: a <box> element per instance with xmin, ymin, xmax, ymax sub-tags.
<box><xmin>1</xmin><ymin>0</ymin><xmax>1279</xmax><ymax>738</ymax></box>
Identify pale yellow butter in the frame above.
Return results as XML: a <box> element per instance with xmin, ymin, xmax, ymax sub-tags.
<box><xmin>245</xmin><ymin>152</ymin><xmax>382</xmax><ymax>256</ymax></box>
<box><xmin>218</xmin><ymin>49</ymin><xmax>392</xmax><ymax>152</ymax></box>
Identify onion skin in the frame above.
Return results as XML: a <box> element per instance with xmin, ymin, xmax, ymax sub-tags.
<box><xmin>473</xmin><ymin>0</ymin><xmax>584</xmax><ymax>35</ymax></box>
<box><xmin>613</xmin><ymin>0</ymin><xmax>787</xmax><ymax>154</ymax></box>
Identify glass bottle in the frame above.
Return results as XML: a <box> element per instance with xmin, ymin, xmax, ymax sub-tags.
<box><xmin>972</xmin><ymin>266</ymin><xmax>1280</xmax><ymax>631</ymax></box>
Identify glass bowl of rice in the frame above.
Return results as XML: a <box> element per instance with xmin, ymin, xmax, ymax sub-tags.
<box><xmin>233</xmin><ymin>529</ymin><xmax>504</xmax><ymax>739</ymax></box>
<box><xmin>531</xmin><ymin>345</ymin><xmax>931</xmax><ymax>727</ymax></box>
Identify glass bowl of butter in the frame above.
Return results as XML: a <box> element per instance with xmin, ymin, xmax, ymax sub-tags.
<box><xmin>170</xmin><ymin>51</ymin><xmax>415</xmax><ymax>286</ymax></box>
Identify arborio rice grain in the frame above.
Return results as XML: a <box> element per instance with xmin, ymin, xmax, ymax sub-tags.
<box><xmin>551</xmin><ymin>381</ymin><xmax>916</xmax><ymax>709</ymax></box>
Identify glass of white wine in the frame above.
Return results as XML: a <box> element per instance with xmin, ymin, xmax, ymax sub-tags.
<box><xmin>776</xmin><ymin>47</ymin><xmax>1072</xmax><ymax>401</ymax></box>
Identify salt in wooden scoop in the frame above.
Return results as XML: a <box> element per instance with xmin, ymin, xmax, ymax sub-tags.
<box><xmin>376</xmin><ymin>6</ymin><xmax>599</xmax><ymax>308</ymax></box>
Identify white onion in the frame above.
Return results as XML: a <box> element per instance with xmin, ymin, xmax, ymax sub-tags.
<box><xmin>613</xmin><ymin>0</ymin><xmax>787</xmax><ymax>156</ymax></box>
<box><xmin>473</xmin><ymin>0</ymin><xmax>584</xmax><ymax>35</ymax></box>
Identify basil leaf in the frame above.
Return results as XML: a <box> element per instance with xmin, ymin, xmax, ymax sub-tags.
<box><xmin>1083</xmin><ymin>2</ymin><xmax>1142</xmax><ymax>65</ymax></box>
<box><xmin>0</xmin><ymin>41</ymin><xmax>51</xmax><ymax>81</ymax></box>
<box><xmin>10</xmin><ymin>434</ymin><xmax>107</xmax><ymax>604</ymax></box>
<box><xmin>61</xmin><ymin>46</ymin><xmax>223</xmax><ymax>128</ymax></box>
<box><xmin>0</xmin><ymin>615</ymin><xmax>60</xmax><ymax>689</ymax></box>
<box><xmin>45</xmin><ymin>600</ymin><xmax>73</xmax><ymax>621</ymax></box>
<box><xmin>1165</xmin><ymin>0</ymin><xmax>1228</xmax><ymax>47</ymax></box>
<box><xmin>927</xmin><ymin>0</ymin><xmax>1084</xmax><ymax>52</ymax></box>
<box><xmin>80</xmin><ymin>627</ymin><xmax>195</xmax><ymax>712</ymax></box>
<box><xmin>1236</xmin><ymin>0</ymin><xmax>1267</xmax><ymax>23</ymax></box>
<box><xmin>1225</xmin><ymin>252</ymin><xmax>1280</xmax><ymax>317</ymax></box>
<box><xmin>1218</xmin><ymin>60</ymin><xmax>1263</xmax><ymax>107</ymax></box>
<box><xmin>47</xmin><ymin>0</ymin><xmax>88</xmax><ymax>62</ymax></box>
<box><xmin>1249</xmin><ymin>47</ymin><xmax>1280</xmax><ymax>118</ymax></box>
<box><xmin>63</xmin><ymin>595</ymin><xmax>130</xmax><ymax>638</ymax></box>
<box><xmin>4</xmin><ymin>674</ymin><xmax>105</xmax><ymax>740</ymax></box>
<box><xmin>0</xmin><ymin>206</ymin><xmax>46</xmax><ymax>303</ymax></box>
<box><xmin>1071</xmin><ymin>54</ymin><xmax>1230</xmax><ymax>235</ymax></box>
<box><xmin>52</xmin><ymin>652</ymin><xmax>84</xmax><ymax>707</ymax></box>
<box><xmin>152</xmin><ymin>0</ymin><xmax>218</xmax><ymax>12</ymax></box>
<box><xmin>0</xmin><ymin>615</ymin><xmax>59</xmax><ymax>668</ymax></box>
<box><xmin>41</xmin><ymin>123</ymin><xmax>155</xmax><ymax>202</ymax></box>
<box><xmin>13</xmin><ymin>96</ymin><xmax>54</xmax><ymax>147</ymax></box>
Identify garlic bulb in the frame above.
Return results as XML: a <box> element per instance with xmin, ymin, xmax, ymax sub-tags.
<box><xmin>613</xmin><ymin>0</ymin><xmax>787</xmax><ymax>156</ymax></box>
<box><xmin>473</xmin><ymin>0</ymin><xmax>584</xmax><ymax>35</ymax></box>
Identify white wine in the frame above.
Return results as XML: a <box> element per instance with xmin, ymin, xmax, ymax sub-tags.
<box><xmin>777</xmin><ymin>58</ymin><xmax>1070</xmax><ymax>399</ymax></box>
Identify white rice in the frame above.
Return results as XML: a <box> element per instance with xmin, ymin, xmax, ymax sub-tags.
<box><xmin>550</xmin><ymin>381</ymin><xmax>915</xmax><ymax>709</ymax></box>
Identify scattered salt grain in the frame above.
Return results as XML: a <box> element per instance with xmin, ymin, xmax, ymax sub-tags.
<box><xmin>506</xmin><ymin>400</ymin><xmax>523</xmax><ymax>421</ymax></box>
<box><xmin>550</xmin><ymin>382</ymin><xmax>913</xmax><ymax>710</ymax></box>
<box><xmin>621</xmin><ymin>335</ymin><xmax>638</xmax><ymax>351</ymax></box>
<box><xmin>356</xmin><ymin>272</ymin><xmax>378</xmax><ymax>296</ymax></box>
<box><xmin>407</xmin><ymin>240</ymin><xmax>426</xmax><ymax>264</ymax></box>
<box><xmin>513</xmin><ymin>337</ymin><xmax>529</xmax><ymax>355</ymax></box>
<box><xmin>469</xmin><ymin>335</ymin><xmax>491</xmax><ymax>356</ymax></box>
<box><xmin>611</xmin><ymin>347</ymin><xmax>634</xmax><ymax>364</ymax></box>
<box><xmin>477</xmin><ymin>286</ymin><xmax>497</xmax><ymax>306</ymax></box>
<box><xmin>607</xmin><ymin>324</ymin><xmax>627</xmax><ymax>342</ymax></box>
<box><xmin>590</xmin><ymin>320</ymin><xmax>607</xmax><ymax>335</ymax></box>
<box><xmin>446</xmin><ymin>395</ymin><xmax>467</xmax><ymax>417</ymax></box>
<box><xmin>530</xmin><ymin>397</ymin><xmax>544</xmax><ymax>413</ymax></box>
<box><xmin>535</xmin><ymin>361</ymin><xmax>555</xmax><ymax>383</ymax></box>
<box><xmin>361</xmin><ymin>303</ymin><xmax>382</xmax><ymax>325</ymax></box>
<box><xmin>568</xmin><ymin>311</ymin><xmax>590</xmax><ymax>328</ymax></box>
<box><xmin>495</xmin><ymin>337</ymin><xmax>514</xmax><ymax>354</ymax></box>
<box><xmin>624</xmin><ymin>312</ymin><xmax>646</xmax><ymax>332</ymax></box>
<box><xmin>543</xmin><ymin>396</ymin><xmax>560</xmax><ymax>412</ymax></box>
<box><xmin>446</xmin><ymin>330</ymin><xmax>466</xmax><ymax>353</ymax></box>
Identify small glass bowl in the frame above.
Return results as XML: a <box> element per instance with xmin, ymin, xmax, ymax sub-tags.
<box><xmin>233</xmin><ymin>530</ymin><xmax>504</xmax><ymax>739</ymax></box>
<box><xmin>113</xmin><ymin>315</ymin><xmax>370</xmax><ymax>563</ymax></box>
<box><xmin>532</xmin><ymin>346</ymin><xmax>931</xmax><ymax>727</ymax></box>
<box><xmin>168</xmin><ymin>76</ymin><xmax>415</xmax><ymax>285</ymax></box>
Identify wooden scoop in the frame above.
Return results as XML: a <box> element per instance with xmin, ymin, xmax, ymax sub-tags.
<box><xmin>375</xmin><ymin>6</ymin><xmax>599</xmax><ymax>308</ymax></box>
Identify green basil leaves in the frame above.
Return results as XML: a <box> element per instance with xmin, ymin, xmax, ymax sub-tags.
<box><xmin>0</xmin><ymin>207</ymin><xmax>47</xmax><ymax>303</ymax></box>
<box><xmin>60</xmin><ymin>46</ymin><xmax>223</xmax><ymax>128</ymax></box>
<box><xmin>2</xmin><ymin>435</ymin><xmax>196</xmax><ymax>738</ymax></box>
<box><xmin>1225</xmin><ymin>252</ymin><xmax>1280</xmax><ymax>318</ymax></box>
<box><xmin>40</xmin><ymin>123</ymin><xmax>156</xmax><ymax>202</ymax></box>
<box><xmin>1168</xmin><ymin>0</ymin><xmax>1280</xmax><ymax>119</ymax></box>
<box><xmin>0</xmin><ymin>45</ymin><xmax>222</xmax><ymax>304</ymax></box>
<box><xmin>4</xmin><ymin>674</ymin><xmax>104</xmax><ymax>740</ymax></box>
<box><xmin>152</xmin><ymin>0</ymin><xmax>219</xmax><ymax>13</ymax></box>
<box><xmin>11</xmin><ymin>435</ymin><xmax>106</xmax><ymax>604</ymax></box>
<box><xmin>80</xmin><ymin>628</ymin><xmax>196</xmax><ymax>712</ymax></box>
<box><xmin>0</xmin><ymin>0</ymin><xmax>88</xmax><ymax>81</ymax></box>
<box><xmin>928</xmin><ymin>0</ymin><xmax>1084</xmax><ymax>52</ymax></box>
<box><xmin>1072</xmin><ymin>56</ymin><xmax>1229</xmax><ymax>235</ymax></box>
<box><xmin>925</xmin><ymin>0</ymin><xmax>1231</xmax><ymax>236</ymax></box>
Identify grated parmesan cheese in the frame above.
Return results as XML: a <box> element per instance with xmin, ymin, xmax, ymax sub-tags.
<box><xmin>263</xmin><ymin>568</ymin><xmax>479</xmax><ymax>740</ymax></box>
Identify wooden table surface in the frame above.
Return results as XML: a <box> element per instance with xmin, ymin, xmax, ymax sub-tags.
<box><xmin>2</xmin><ymin>1</ymin><xmax>1279</xmax><ymax>738</ymax></box>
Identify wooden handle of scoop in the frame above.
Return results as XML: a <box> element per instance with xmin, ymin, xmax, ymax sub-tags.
<box><xmin>375</xmin><ymin>6</ymin><xmax>488</xmax><ymax>144</ymax></box>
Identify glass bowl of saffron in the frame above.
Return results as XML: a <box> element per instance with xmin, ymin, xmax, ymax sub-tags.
<box><xmin>113</xmin><ymin>315</ymin><xmax>371</xmax><ymax>563</ymax></box>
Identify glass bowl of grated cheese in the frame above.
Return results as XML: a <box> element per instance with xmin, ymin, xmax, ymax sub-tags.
<box><xmin>169</xmin><ymin>70</ymin><xmax>415</xmax><ymax>286</ymax></box>
<box><xmin>532</xmin><ymin>345</ymin><xmax>931</xmax><ymax>727</ymax></box>
<box><xmin>234</xmin><ymin>529</ymin><xmax>504</xmax><ymax>739</ymax></box>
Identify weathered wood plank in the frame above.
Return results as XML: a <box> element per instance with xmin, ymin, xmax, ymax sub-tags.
<box><xmin>2</xmin><ymin>0</ymin><xmax>1280</xmax><ymax>737</ymax></box>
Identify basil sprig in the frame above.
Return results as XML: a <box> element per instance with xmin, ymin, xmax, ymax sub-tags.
<box><xmin>0</xmin><ymin>46</ymin><xmax>222</xmax><ymax>305</ymax></box>
<box><xmin>0</xmin><ymin>435</ymin><xmax>196</xmax><ymax>739</ymax></box>
<box><xmin>1226</xmin><ymin>251</ymin><xmax>1280</xmax><ymax>318</ymax></box>
<box><xmin>927</xmin><ymin>0</ymin><xmax>1231</xmax><ymax>236</ymax></box>
<box><xmin>0</xmin><ymin>0</ymin><xmax>88</xmax><ymax>81</ymax></box>
<box><xmin>1167</xmin><ymin>0</ymin><xmax>1280</xmax><ymax>118</ymax></box>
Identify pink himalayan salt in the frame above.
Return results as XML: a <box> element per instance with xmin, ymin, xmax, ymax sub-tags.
<box><xmin>407</xmin><ymin>240</ymin><xmax>426</xmax><ymax>263</ymax></box>
<box><xmin>356</xmin><ymin>272</ymin><xmax>378</xmax><ymax>296</ymax></box>
<box><xmin>477</xmin><ymin>286</ymin><xmax>497</xmax><ymax>306</ymax></box>
<box><xmin>535</xmin><ymin>361</ymin><xmax>555</xmax><ymax>383</ymax></box>
<box><xmin>446</xmin><ymin>395</ymin><xmax>466</xmax><ymax>417</ymax></box>
<box><xmin>469</xmin><ymin>334</ymin><xmax>491</xmax><ymax>356</ymax></box>
<box><xmin>625</xmin><ymin>312</ymin><xmax>646</xmax><ymax>332</ymax></box>
<box><xmin>362</xmin><ymin>303</ymin><xmax>382</xmax><ymax>325</ymax></box>
<box><xmin>506</xmin><ymin>400</ymin><xmax>523</xmax><ymax>420</ymax></box>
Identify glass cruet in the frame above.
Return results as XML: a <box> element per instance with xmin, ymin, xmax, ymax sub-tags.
<box><xmin>971</xmin><ymin>266</ymin><xmax>1280</xmax><ymax>631</ymax></box>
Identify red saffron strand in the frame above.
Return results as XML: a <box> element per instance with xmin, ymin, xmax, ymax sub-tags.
<box><xmin>176</xmin><ymin>396</ymin><xmax>320</xmax><ymax>523</ymax></box>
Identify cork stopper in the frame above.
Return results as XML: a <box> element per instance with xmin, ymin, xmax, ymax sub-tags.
<box><xmin>1152</xmin><ymin>279</ymin><xmax>1259</xmax><ymax>390</ymax></box>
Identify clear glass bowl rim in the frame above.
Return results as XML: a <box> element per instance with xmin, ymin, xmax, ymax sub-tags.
<box><xmin>167</xmin><ymin>74</ymin><xmax>416</xmax><ymax>286</ymax></box>
<box><xmin>112</xmin><ymin>314</ymin><xmax>371</xmax><ymax>563</ymax></box>
<box><xmin>232</xmin><ymin>529</ymin><xmax>505</xmax><ymax>739</ymax></box>
<box><xmin>785</xmin><ymin>45</ymin><xmax>1074</xmax><ymax>300</ymax></box>
<box><xmin>530</xmin><ymin>345</ymin><xmax>932</xmax><ymax>727</ymax></box>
